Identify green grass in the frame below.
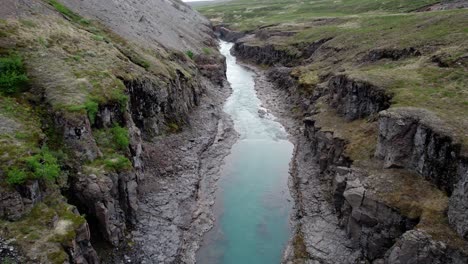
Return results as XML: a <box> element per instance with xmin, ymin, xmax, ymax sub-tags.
<box><xmin>103</xmin><ymin>154</ymin><xmax>132</xmax><ymax>171</ymax></box>
<box><xmin>94</xmin><ymin>125</ymin><xmax>130</xmax><ymax>152</ymax></box>
<box><xmin>0</xmin><ymin>53</ymin><xmax>28</xmax><ymax>94</ymax></box>
<box><xmin>110</xmin><ymin>125</ymin><xmax>129</xmax><ymax>150</ymax></box>
<box><xmin>47</xmin><ymin>0</ymin><xmax>90</xmax><ymax>26</ymax></box>
<box><xmin>198</xmin><ymin>0</ymin><xmax>440</xmax><ymax>30</ymax></box>
<box><xmin>68</xmin><ymin>99</ymin><xmax>99</xmax><ymax>124</ymax></box>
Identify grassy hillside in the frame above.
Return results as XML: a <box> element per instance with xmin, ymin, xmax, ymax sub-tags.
<box><xmin>0</xmin><ymin>1</ymin><xmax>205</xmax><ymax>262</ymax></box>
<box><xmin>198</xmin><ymin>0</ymin><xmax>441</xmax><ymax>30</ymax></box>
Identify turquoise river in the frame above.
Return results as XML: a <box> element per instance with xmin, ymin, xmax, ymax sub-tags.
<box><xmin>196</xmin><ymin>41</ymin><xmax>294</xmax><ymax>264</ymax></box>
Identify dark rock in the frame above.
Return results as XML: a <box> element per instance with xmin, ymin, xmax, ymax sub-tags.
<box><xmin>232</xmin><ymin>36</ymin><xmax>331</xmax><ymax>66</ymax></box>
<box><xmin>328</xmin><ymin>75</ymin><xmax>392</xmax><ymax>121</ymax></box>
<box><xmin>126</xmin><ymin>75</ymin><xmax>202</xmax><ymax>140</ymax></box>
<box><xmin>54</xmin><ymin>112</ymin><xmax>102</xmax><ymax>162</ymax></box>
<box><xmin>374</xmin><ymin>108</ymin><xmax>468</xmax><ymax>239</ymax></box>
<box><xmin>95</xmin><ymin>103</ymin><xmax>125</xmax><ymax>129</ymax></box>
<box><xmin>215</xmin><ymin>26</ymin><xmax>245</xmax><ymax>42</ymax></box>
<box><xmin>364</xmin><ymin>48</ymin><xmax>421</xmax><ymax>62</ymax></box>
<box><xmin>375</xmin><ymin>108</ymin><xmax>464</xmax><ymax>194</ymax></box>
<box><xmin>338</xmin><ymin>177</ymin><xmax>417</xmax><ymax>260</ymax></box>
<box><xmin>72</xmin><ymin>172</ymin><xmax>133</xmax><ymax>246</ymax></box>
<box><xmin>67</xmin><ymin>215</ymin><xmax>100</xmax><ymax>264</ymax></box>
<box><xmin>0</xmin><ymin>187</ymin><xmax>25</xmax><ymax>221</ymax></box>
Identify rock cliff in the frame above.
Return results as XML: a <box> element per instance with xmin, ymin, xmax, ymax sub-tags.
<box><xmin>0</xmin><ymin>0</ymin><xmax>230</xmax><ymax>263</ymax></box>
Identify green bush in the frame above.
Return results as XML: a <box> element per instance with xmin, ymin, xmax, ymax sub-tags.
<box><xmin>110</xmin><ymin>125</ymin><xmax>129</xmax><ymax>150</ymax></box>
<box><xmin>6</xmin><ymin>168</ymin><xmax>28</xmax><ymax>185</ymax></box>
<box><xmin>186</xmin><ymin>50</ymin><xmax>194</xmax><ymax>60</ymax></box>
<box><xmin>25</xmin><ymin>149</ymin><xmax>61</xmax><ymax>181</ymax></box>
<box><xmin>5</xmin><ymin>148</ymin><xmax>61</xmax><ymax>185</ymax></box>
<box><xmin>0</xmin><ymin>54</ymin><xmax>28</xmax><ymax>94</ymax></box>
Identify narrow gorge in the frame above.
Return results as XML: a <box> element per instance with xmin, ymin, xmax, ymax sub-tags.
<box><xmin>1</xmin><ymin>0</ymin><xmax>467</xmax><ymax>264</ymax></box>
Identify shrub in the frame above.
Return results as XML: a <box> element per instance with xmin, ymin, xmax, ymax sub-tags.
<box><xmin>6</xmin><ymin>168</ymin><xmax>28</xmax><ymax>185</ymax></box>
<box><xmin>110</xmin><ymin>125</ymin><xmax>129</xmax><ymax>150</ymax></box>
<box><xmin>0</xmin><ymin>54</ymin><xmax>28</xmax><ymax>94</ymax></box>
<box><xmin>25</xmin><ymin>149</ymin><xmax>61</xmax><ymax>181</ymax></box>
<box><xmin>186</xmin><ymin>50</ymin><xmax>194</xmax><ymax>60</ymax></box>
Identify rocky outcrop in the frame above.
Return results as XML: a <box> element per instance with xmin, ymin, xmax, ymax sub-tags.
<box><xmin>54</xmin><ymin>113</ymin><xmax>102</xmax><ymax>162</ymax></box>
<box><xmin>0</xmin><ymin>181</ymin><xmax>43</xmax><ymax>221</ymax></box>
<box><xmin>126</xmin><ymin>75</ymin><xmax>203</xmax><ymax>139</ymax></box>
<box><xmin>67</xmin><ymin>213</ymin><xmax>100</xmax><ymax>264</ymax></box>
<box><xmin>375</xmin><ymin>108</ymin><xmax>465</xmax><ymax>194</ymax></box>
<box><xmin>364</xmin><ymin>47</ymin><xmax>421</xmax><ymax>62</ymax></box>
<box><xmin>194</xmin><ymin>54</ymin><xmax>227</xmax><ymax>85</ymax></box>
<box><xmin>337</xmin><ymin>176</ymin><xmax>418</xmax><ymax>260</ymax></box>
<box><xmin>233</xmin><ymin>36</ymin><xmax>331</xmax><ymax>66</ymax></box>
<box><xmin>1</xmin><ymin>0</ymin><xmax>227</xmax><ymax>263</ymax></box>
<box><xmin>328</xmin><ymin>75</ymin><xmax>392</xmax><ymax>121</ymax></box>
<box><xmin>384</xmin><ymin>230</ymin><xmax>468</xmax><ymax>264</ymax></box>
<box><xmin>303</xmin><ymin>118</ymin><xmax>351</xmax><ymax>172</ymax></box>
<box><xmin>233</xmin><ymin>41</ymin><xmax>299</xmax><ymax>66</ymax></box>
<box><xmin>72</xmin><ymin>172</ymin><xmax>128</xmax><ymax>246</ymax></box>
<box><xmin>302</xmin><ymin>118</ymin><xmax>417</xmax><ymax>262</ymax></box>
<box><xmin>215</xmin><ymin>26</ymin><xmax>245</xmax><ymax>42</ymax></box>
<box><xmin>449</xmin><ymin>164</ymin><xmax>468</xmax><ymax>240</ymax></box>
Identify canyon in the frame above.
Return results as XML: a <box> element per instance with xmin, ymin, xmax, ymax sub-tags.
<box><xmin>0</xmin><ymin>0</ymin><xmax>467</xmax><ymax>264</ymax></box>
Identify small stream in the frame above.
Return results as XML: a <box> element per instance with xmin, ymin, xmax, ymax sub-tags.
<box><xmin>196</xmin><ymin>41</ymin><xmax>294</xmax><ymax>264</ymax></box>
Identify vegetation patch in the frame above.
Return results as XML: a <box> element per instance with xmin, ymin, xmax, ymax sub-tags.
<box><xmin>0</xmin><ymin>195</ymin><xmax>86</xmax><ymax>264</ymax></box>
<box><xmin>6</xmin><ymin>147</ymin><xmax>61</xmax><ymax>185</ymax></box>
<box><xmin>292</xmin><ymin>230</ymin><xmax>310</xmax><ymax>260</ymax></box>
<box><xmin>47</xmin><ymin>0</ymin><xmax>90</xmax><ymax>26</ymax></box>
<box><xmin>0</xmin><ymin>53</ymin><xmax>28</xmax><ymax>95</ymax></box>
<box><xmin>186</xmin><ymin>50</ymin><xmax>194</xmax><ymax>60</ymax></box>
<box><xmin>94</xmin><ymin>124</ymin><xmax>130</xmax><ymax>152</ymax></box>
<box><xmin>68</xmin><ymin>98</ymin><xmax>99</xmax><ymax>124</ymax></box>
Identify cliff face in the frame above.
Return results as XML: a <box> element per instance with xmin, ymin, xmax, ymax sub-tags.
<box><xmin>0</xmin><ymin>0</ymin><xmax>229</xmax><ymax>263</ymax></box>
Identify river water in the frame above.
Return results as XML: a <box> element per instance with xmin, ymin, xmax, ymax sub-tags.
<box><xmin>196</xmin><ymin>41</ymin><xmax>294</xmax><ymax>264</ymax></box>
